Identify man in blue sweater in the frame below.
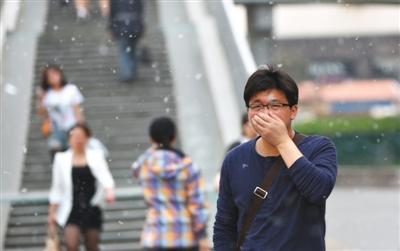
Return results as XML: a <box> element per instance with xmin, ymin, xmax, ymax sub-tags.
<box><xmin>213</xmin><ymin>66</ymin><xmax>337</xmax><ymax>251</ymax></box>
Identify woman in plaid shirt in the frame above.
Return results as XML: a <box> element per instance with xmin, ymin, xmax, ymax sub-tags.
<box><xmin>132</xmin><ymin>117</ymin><xmax>210</xmax><ymax>251</ymax></box>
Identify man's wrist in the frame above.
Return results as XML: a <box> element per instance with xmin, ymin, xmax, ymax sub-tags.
<box><xmin>276</xmin><ymin>136</ymin><xmax>292</xmax><ymax>149</ymax></box>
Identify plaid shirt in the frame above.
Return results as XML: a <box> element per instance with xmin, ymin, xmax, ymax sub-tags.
<box><xmin>132</xmin><ymin>147</ymin><xmax>209</xmax><ymax>248</ymax></box>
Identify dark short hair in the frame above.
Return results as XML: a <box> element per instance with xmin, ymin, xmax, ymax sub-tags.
<box><xmin>243</xmin><ymin>65</ymin><xmax>298</xmax><ymax>107</ymax></box>
<box><xmin>149</xmin><ymin>117</ymin><xmax>176</xmax><ymax>147</ymax></box>
<box><xmin>41</xmin><ymin>64</ymin><xmax>67</xmax><ymax>91</ymax></box>
<box><xmin>69</xmin><ymin>123</ymin><xmax>92</xmax><ymax>138</ymax></box>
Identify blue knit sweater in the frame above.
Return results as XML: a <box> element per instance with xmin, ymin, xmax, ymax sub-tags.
<box><xmin>213</xmin><ymin>135</ymin><xmax>338</xmax><ymax>251</ymax></box>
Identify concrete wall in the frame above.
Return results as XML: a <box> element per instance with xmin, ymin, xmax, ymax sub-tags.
<box><xmin>0</xmin><ymin>0</ymin><xmax>48</xmax><ymax>245</ymax></box>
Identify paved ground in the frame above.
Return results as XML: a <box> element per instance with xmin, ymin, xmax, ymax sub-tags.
<box><xmin>326</xmin><ymin>186</ymin><xmax>399</xmax><ymax>251</ymax></box>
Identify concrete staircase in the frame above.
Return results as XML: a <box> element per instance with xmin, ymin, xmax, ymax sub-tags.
<box><xmin>3</xmin><ymin>0</ymin><xmax>175</xmax><ymax>250</ymax></box>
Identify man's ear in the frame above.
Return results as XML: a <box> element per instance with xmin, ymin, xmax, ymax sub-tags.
<box><xmin>290</xmin><ymin>105</ymin><xmax>298</xmax><ymax>120</ymax></box>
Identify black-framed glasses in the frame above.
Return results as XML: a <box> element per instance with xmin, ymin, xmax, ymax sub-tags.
<box><xmin>247</xmin><ymin>102</ymin><xmax>291</xmax><ymax>112</ymax></box>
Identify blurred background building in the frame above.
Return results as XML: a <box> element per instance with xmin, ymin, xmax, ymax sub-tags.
<box><xmin>1</xmin><ymin>0</ymin><xmax>399</xmax><ymax>250</ymax></box>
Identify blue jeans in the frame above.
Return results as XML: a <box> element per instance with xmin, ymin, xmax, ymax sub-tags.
<box><xmin>47</xmin><ymin>122</ymin><xmax>68</xmax><ymax>151</ymax></box>
<box><xmin>117</xmin><ymin>37</ymin><xmax>138</xmax><ymax>81</ymax></box>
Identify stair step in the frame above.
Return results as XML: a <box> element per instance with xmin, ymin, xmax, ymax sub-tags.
<box><xmin>9</xmin><ymin>199</ymin><xmax>146</xmax><ymax>216</ymax></box>
<box><xmin>5</xmin><ymin>230</ymin><xmax>142</xmax><ymax>247</ymax></box>
<box><xmin>4</xmin><ymin>0</ymin><xmax>174</xmax><ymax>249</ymax></box>
<box><xmin>7</xmin><ymin>220</ymin><xmax>145</xmax><ymax>237</ymax></box>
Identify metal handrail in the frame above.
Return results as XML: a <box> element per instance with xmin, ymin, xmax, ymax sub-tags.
<box><xmin>0</xmin><ymin>186</ymin><xmax>217</xmax><ymax>204</ymax></box>
<box><xmin>0</xmin><ymin>187</ymin><xmax>143</xmax><ymax>204</ymax></box>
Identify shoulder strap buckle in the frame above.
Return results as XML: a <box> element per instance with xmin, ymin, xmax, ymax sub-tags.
<box><xmin>253</xmin><ymin>186</ymin><xmax>268</xmax><ymax>199</ymax></box>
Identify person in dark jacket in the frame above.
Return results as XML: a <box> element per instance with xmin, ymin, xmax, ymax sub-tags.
<box><xmin>107</xmin><ymin>0</ymin><xmax>144</xmax><ymax>82</ymax></box>
<box><xmin>213</xmin><ymin>65</ymin><xmax>338</xmax><ymax>251</ymax></box>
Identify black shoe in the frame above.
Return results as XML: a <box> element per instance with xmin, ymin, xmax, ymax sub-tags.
<box><xmin>139</xmin><ymin>47</ymin><xmax>152</xmax><ymax>65</ymax></box>
<box><xmin>119</xmin><ymin>77</ymin><xmax>137</xmax><ymax>83</ymax></box>
<box><xmin>59</xmin><ymin>0</ymin><xmax>70</xmax><ymax>7</ymax></box>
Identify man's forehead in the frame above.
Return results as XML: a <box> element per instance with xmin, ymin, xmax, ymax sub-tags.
<box><xmin>250</xmin><ymin>90</ymin><xmax>287</xmax><ymax>102</ymax></box>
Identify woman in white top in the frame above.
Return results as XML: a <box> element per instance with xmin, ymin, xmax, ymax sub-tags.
<box><xmin>48</xmin><ymin>123</ymin><xmax>115</xmax><ymax>251</ymax></box>
<box><xmin>38</xmin><ymin>64</ymin><xmax>85</xmax><ymax>160</ymax></box>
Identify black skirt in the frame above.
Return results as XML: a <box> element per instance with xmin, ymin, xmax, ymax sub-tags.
<box><xmin>66</xmin><ymin>205</ymin><xmax>102</xmax><ymax>230</ymax></box>
<box><xmin>66</xmin><ymin>165</ymin><xmax>102</xmax><ymax>230</ymax></box>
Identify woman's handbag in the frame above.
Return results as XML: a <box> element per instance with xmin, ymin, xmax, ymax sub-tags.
<box><xmin>41</xmin><ymin>119</ymin><xmax>52</xmax><ymax>137</ymax></box>
<box><xmin>43</xmin><ymin>225</ymin><xmax>61</xmax><ymax>251</ymax></box>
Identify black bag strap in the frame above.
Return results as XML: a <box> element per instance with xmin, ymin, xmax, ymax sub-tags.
<box><xmin>236</xmin><ymin>133</ymin><xmax>306</xmax><ymax>250</ymax></box>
